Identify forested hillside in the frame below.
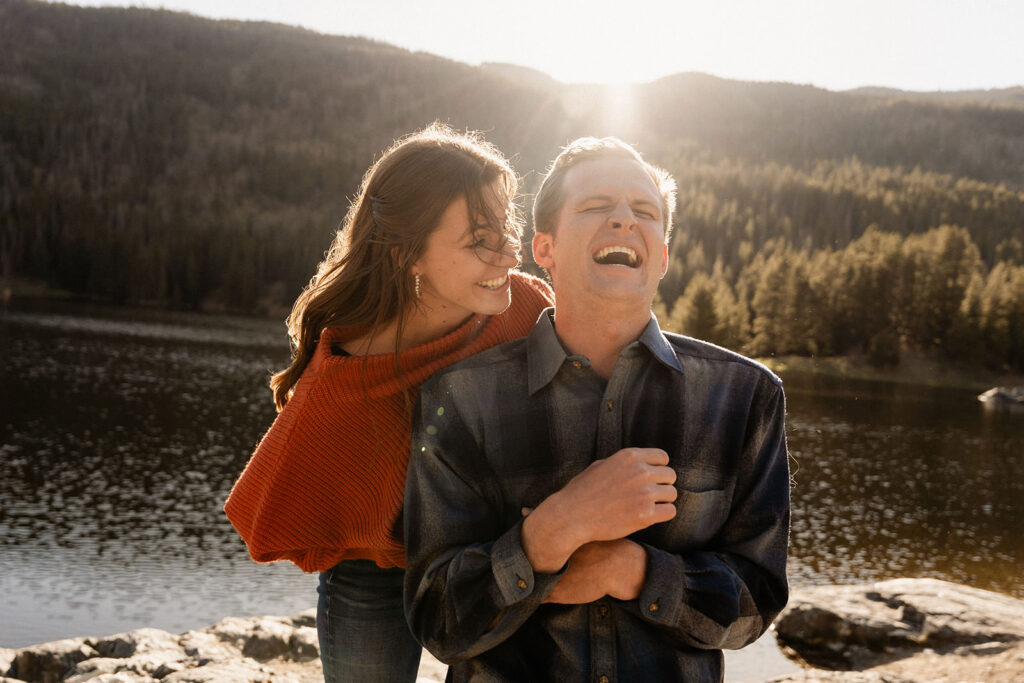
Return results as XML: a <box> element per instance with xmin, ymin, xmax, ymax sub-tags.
<box><xmin>2</xmin><ymin>0</ymin><xmax>1022</xmax><ymax>370</ymax></box>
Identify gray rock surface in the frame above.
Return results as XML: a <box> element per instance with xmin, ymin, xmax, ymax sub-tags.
<box><xmin>1</xmin><ymin>613</ymin><xmax>318</xmax><ymax>683</ymax></box>
<box><xmin>1</xmin><ymin>609</ymin><xmax>448</xmax><ymax>683</ymax></box>
<box><xmin>775</xmin><ymin>578</ymin><xmax>1024</xmax><ymax>679</ymax></box>
<box><xmin>5</xmin><ymin>579</ymin><xmax>1021</xmax><ymax>682</ymax></box>
<box><xmin>8</xmin><ymin>639</ymin><xmax>100</xmax><ymax>683</ymax></box>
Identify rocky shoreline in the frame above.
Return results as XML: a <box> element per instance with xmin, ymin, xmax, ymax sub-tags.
<box><xmin>769</xmin><ymin>578</ymin><xmax>1024</xmax><ymax>682</ymax></box>
<box><xmin>2</xmin><ymin>579</ymin><xmax>1022</xmax><ymax>682</ymax></box>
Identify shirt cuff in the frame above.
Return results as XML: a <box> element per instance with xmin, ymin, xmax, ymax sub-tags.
<box><xmin>491</xmin><ymin>518</ymin><xmax>565</xmax><ymax>607</ymax></box>
<box><xmin>634</xmin><ymin>541</ymin><xmax>686</xmax><ymax>626</ymax></box>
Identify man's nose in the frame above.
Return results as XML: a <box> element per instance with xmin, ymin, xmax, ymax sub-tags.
<box><xmin>608</xmin><ymin>202</ymin><xmax>635</xmax><ymax>230</ymax></box>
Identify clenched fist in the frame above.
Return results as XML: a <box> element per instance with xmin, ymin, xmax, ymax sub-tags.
<box><xmin>522</xmin><ymin>447</ymin><xmax>677</xmax><ymax>573</ymax></box>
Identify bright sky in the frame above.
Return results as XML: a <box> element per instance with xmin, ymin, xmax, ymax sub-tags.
<box><xmin>63</xmin><ymin>0</ymin><xmax>1023</xmax><ymax>91</ymax></box>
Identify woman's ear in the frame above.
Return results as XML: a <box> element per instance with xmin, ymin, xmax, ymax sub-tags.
<box><xmin>393</xmin><ymin>246</ymin><xmax>419</xmax><ymax>275</ymax></box>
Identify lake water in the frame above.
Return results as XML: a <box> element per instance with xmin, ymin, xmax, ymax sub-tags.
<box><xmin>2</xmin><ymin>304</ymin><xmax>1022</xmax><ymax>678</ymax></box>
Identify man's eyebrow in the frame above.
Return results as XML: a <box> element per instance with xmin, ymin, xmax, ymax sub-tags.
<box><xmin>632</xmin><ymin>198</ymin><xmax>660</xmax><ymax>210</ymax></box>
<box><xmin>576</xmin><ymin>194</ymin><xmax>660</xmax><ymax>211</ymax></box>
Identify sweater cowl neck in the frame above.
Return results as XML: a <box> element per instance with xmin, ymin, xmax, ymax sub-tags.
<box><xmin>317</xmin><ymin>311</ymin><xmax>493</xmax><ymax>371</ymax></box>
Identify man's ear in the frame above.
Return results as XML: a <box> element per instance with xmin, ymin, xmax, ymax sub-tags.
<box><xmin>532</xmin><ymin>231</ymin><xmax>555</xmax><ymax>270</ymax></box>
<box><xmin>659</xmin><ymin>242</ymin><xmax>669</xmax><ymax>278</ymax></box>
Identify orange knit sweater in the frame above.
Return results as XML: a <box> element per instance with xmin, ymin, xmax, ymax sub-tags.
<box><xmin>224</xmin><ymin>271</ymin><xmax>553</xmax><ymax>572</ymax></box>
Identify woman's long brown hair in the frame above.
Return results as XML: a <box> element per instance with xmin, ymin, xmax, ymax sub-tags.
<box><xmin>270</xmin><ymin>123</ymin><xmax>520</xmax><ymax>410</ymax></box>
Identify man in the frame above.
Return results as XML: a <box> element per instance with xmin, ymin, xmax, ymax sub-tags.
<box><xmin>404</xmin><ymin>137</ymin><xmax>789</xmax><ymax>681</ymax></box>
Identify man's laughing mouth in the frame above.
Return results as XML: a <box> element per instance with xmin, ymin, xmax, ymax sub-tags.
<box><xmin>593</xmin><ymin>245</ymin><xmax>640</xmax><ymax>268</ymax></box>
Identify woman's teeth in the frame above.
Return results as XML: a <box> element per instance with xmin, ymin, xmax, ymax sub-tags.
<box><xmin>478</xmin><ymin>274</ymin><xmax>508</xmax><ymax>289</ymax></box>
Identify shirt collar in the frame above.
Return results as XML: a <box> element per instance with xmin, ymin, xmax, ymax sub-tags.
<box><xmin>526</xmin><ymin>308</ymin><xmax>683</xmax><ymax>395</ymax></box>
<box><xmin>636</xmin><ymin>314</ymin><xmax>684</xmax><ymax>374</ymax></box>
<box><xmin>527</xmin><ymin>308</ymin><xmax>566</xmax><ymax>395</ymax></box>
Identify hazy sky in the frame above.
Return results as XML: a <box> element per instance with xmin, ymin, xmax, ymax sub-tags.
<box><xmin>62</xmin><ymin>0</ymin><xmax>1023</xmax><ymax>91</ymax></box>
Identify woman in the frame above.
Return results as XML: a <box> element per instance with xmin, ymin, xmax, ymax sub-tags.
<box><xmin>224</xmin><ymin>124</ymin><xmax>553</xmax><ymax>682</ymax></box>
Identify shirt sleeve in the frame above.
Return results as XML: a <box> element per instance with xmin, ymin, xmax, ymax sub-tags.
<box><xmin>623</xmin><ymin>379</ymin><xmax>790</xmax><ymax>650</ymax></box>
<box><xmin>403</xmin><ymin>376</ymin><xmax>565</xmax><ymax>663</ymax></box>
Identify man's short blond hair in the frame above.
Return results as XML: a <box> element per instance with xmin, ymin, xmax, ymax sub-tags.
<box><xmin>532</xmin><ymin>137</ymin><xmax>677</xmax><ymax>241</ymax></box>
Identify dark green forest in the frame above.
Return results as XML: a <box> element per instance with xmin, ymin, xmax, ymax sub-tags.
<box><xmin>2</xmin><ymin>0</ymin><xmax>1023</xmax><ymax>370</ymax></box>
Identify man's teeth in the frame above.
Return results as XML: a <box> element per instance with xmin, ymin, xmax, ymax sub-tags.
<box><xmin>593</xmin><ymin>245</ymin><xmax>639</xmax><ymax>266</ymax></box>
<box><xmin>478</xmin><ymin>274</ymin><xmax>508</xmax><ymax>289</ymax></box>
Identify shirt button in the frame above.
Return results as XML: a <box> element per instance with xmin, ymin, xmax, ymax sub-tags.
<box><xmin>599</xmin><ymin>676</ymin><xmax>609</xmax><ymax>683</ymax></box>
<box><xmin>606</xmin><ymin>400</ymin><xmax>614</xmax><ymax>411</ymax></box>
<box><xmin>598</xmin><ymin>605</ymin><xmax>608</xmax><ymax>617</ymax></box>
<box><xmin>517</xmin><ymin>578</ymin><xmax>528</xmax><ymax>590</ymax></box>
<box><xmin>572</xmin><ymin>360</ymin><xmax>582</xmax><ymax>369</ymax></box>
<box><xmin>648</xmin><ymin>602</ymin><xmax>660</xmax><ymax>613</ymax></box>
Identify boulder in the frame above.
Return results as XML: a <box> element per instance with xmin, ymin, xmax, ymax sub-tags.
<box><xmin>177</xmin><ymin>631</ymin><xmax>238</xmax><ymax>666</ymax></box>
<box><xmin>8</xmin><ymin>638</ymin><xmax>99</xmax><ymax>683</ymax></box>
<box><xmin>287</xmin><ymin>609</ymin><xmax>316</xmax><ymax>630</ymax></box>
<box><xmin>92</xmin><ymin>629</ymin><xmax>182</xmax><ymax>660</ymax></box>
<box><xmin>768</xmin><ymin>672</ymin><xmax>913</xmax><ymax>682</ymax></box>
<box><xmin>204</xmin><ymin>616</ymin><xmax>295</xmax><ymax>660</ymax></box>
<box><xmin>977</xmin><ymin>386</ymin><xmax>1024</xmax><ymax>404</ymax></box>
<box><xmin>63</xmin><ymin>657</ymin><xmax>159</xmax><ymax>683</ymax></box>
<box><xmin>775</xmin><ymin>578</ymin><xmax>1024</xmax><ymax>669</ymax></box>
<box><xmin>159</xmin><ymin>659</ymin><xmax>283</xmax><ymax>682</ymax></box>
<box><xmin>1</xmin><ymin>648</ymin><xmax>16</xmax><ymax>677</ymax></box>
<box><xmin>287</xmin><ymin>628</ymin><xmax>318</xmax><ymax>662</ymax></box>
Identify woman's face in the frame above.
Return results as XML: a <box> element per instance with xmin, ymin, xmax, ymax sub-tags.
<box><xmin>412</xmin><ymin>183</ymin><xmax>520</xmax><ymax>323</ymax></box>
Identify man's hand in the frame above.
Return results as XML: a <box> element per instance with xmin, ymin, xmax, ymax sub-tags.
<box><xmin>542</xmin><ymin>539</ymin><xmax>648</xmax><ymax>604</ymax></box>
<box><xmin>522</xmin><ymin>447</ymin><xmax>677</xmax><ymax>573</ymax></box>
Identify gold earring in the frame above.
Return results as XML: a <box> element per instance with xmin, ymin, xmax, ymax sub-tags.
<box><xmin>414</xmin><ymin>274</ymin><xmax>421</xmax><ymax>299</ymax></box>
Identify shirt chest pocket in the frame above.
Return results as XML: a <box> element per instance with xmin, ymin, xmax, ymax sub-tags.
<box><xmin>636</xmin><ymin>488</ymin><xmax>730</xmax><ymax>550</ymax></box>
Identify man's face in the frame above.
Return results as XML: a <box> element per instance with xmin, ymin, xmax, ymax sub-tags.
<box><xmin>533</xmin><ymin>157</ymin><xmax>668</xmax><ymax>310</ymax></box>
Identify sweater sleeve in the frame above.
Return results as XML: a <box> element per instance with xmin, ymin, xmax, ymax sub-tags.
<box><xmin>223</xmin><ymin>368</ymin><xmax>320</xmax><ymax>569</ymax></box>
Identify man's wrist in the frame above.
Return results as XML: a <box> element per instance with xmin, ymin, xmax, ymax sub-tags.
<box><xmin>521</xmin><ymin>494</ymin><xmax>580</xmax><ymax>573</ymax></box>
<box><xmin>605</xmin><ymin>539</ymin><xmax>648</xmax><ymax>600</ymax></box>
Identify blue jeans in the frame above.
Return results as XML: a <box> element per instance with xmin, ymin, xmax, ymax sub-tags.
<box><xmin>317</xmin><ymin>560</ymin><xmax>422</xmax><ymax>683</ymax></box>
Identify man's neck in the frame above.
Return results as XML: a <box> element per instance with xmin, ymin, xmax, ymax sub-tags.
<box><xmin>552</xmin><ymin>302</ymin><xmax>651</xmax><ymax>379</ymax></box>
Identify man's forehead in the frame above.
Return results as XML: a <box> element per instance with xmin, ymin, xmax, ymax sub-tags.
<box><xmin>562</xmin><ymin>157</ymin><xmax>660</xmax><ymax>201</ymax></box>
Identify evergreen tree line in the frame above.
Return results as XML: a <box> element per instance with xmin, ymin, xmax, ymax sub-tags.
<box><xmin>659</xmin><ymin>225</ymin><xmax>1024</xmax><ymax>371</ymax></box>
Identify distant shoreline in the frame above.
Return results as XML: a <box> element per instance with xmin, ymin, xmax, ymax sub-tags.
<box><xmin>760</xmin><ymin>352</ymin><xmax>1024</xmax><ymax>393</ymax></box>
<box><xmin>6</xmin><ymin>287</ymin><xmax>1023</xmax><ymax>393</ymax></box>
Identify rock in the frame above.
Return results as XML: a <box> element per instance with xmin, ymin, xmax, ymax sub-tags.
<box><xmin>204</xmin><ymin>616</ymin><xmax>295</xmax><ymax>660</ymax></box>
<box><xmin>239</xmin><ymin>623</ymin><xmax>294</xmax><ymax>661</ymax></box>
<box><xmin>9</xmin><ymin>638</ymin><xmax>99</xmax><ymax>683</ymax></box>
<box><xmin>159</xmin><ymin>659</ymin><xmax>283</xmax><ymax>682</ymax></box>
<box><xmin>977</xmin><ymin>386</ymin><xmax>1024</xmax><ymax>404</ymax></box>
<box><xmin>775</xmin><ymin>578</ymin><xmax>1024</xmax><ymax>670</ymax></box>
<box><xmin>288</xmin><ymin>609</ymin><xmax>316</xmax><ymax>629</ymax></box>
<box><xmin>178</xmin><ymin>631</ymin><xmax>238</xmax><ymax>666</ymax></box>
<box><xmin>92</xmin><ymin>629</ymin><xmax>182</xmax><ymax>660</ymax></box>
<box><xmin>1</xmin><ymin>648</ymin><xmax>16</xmax><ymax>677</ymax></box>
<box><xmin>287</xmin><ymin>628</ymin><xmax>318</xmax><ymax>662</ymax></box>
<box><xmin>63</xmin><ymin>657</ymin><xmax>160</xmax><ymax>683</ymax></box>
<box><xmin>767</xmin><ymin>672</ymin><xmax>913</xmax><ymax>682</ymax></box>
<box><xmin>15</xmin><ymin>580</ymin><xmax>1018</xmax><ymax>682</ymax></box>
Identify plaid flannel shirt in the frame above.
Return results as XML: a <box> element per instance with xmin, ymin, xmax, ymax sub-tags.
<box><xmin>405</xmin><ymin>309</ymin><xmax>790</xmax><ymax>682</ymax></box>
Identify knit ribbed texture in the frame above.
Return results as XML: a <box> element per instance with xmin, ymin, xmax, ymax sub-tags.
<box><xmin>224</xmin><ymin>271</ymin><xmax>554</xmax><ymax>572</ymax></box>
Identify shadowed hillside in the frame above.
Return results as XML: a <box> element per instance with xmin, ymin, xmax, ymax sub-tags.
<box><xmin>2</xmin><ymin>0</ymin><xmax>1022</xmax><ymax>369</ymax></box>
